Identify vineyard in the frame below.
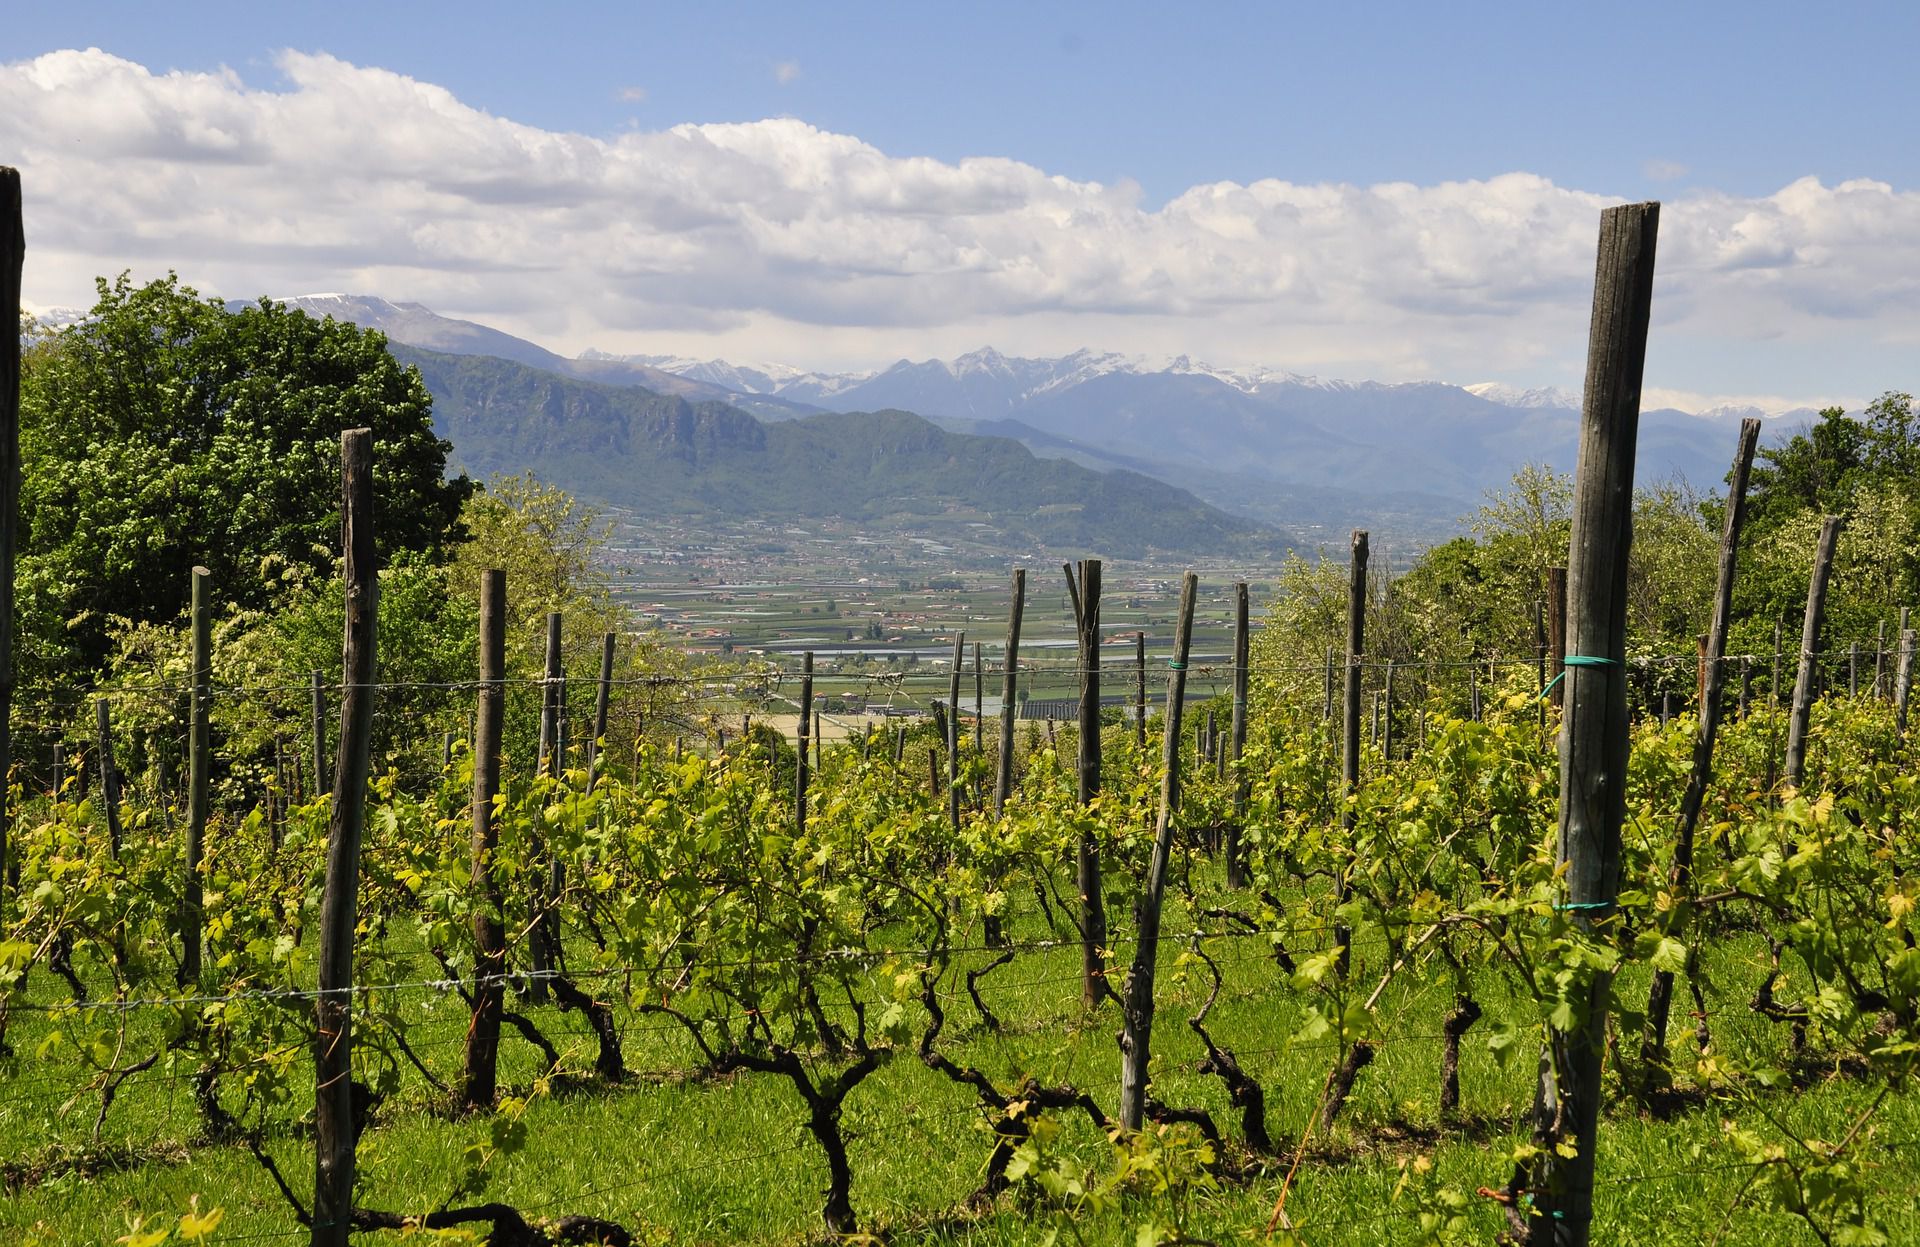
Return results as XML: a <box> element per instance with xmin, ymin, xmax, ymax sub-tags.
<box><xmin>4</xmin><ymin>556</ymin><xmax>1920</xmax><ymax>1246</ymax></box>
<box><xmin>6</xmin><ymin>184</ymin><xmax>1920</xmax><ymax>1247</ymax></box>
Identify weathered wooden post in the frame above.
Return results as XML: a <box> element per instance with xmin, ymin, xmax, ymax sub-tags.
<box><xmin>1117</xmin><ymin>571</ymin><xmax>1197</xmax><ymax>1131</ymax></box>
<box><xmin>1547</xmin><ymin>566</ymin><xmax>1568</xmax><ymax>709</ymax></box>
<box><xmin>1849</xmin><ymin>641</ymin><xmax>1860</xmax><ymax>698</ymax></box>
<box><xmin>994</xmin><ymin>571</ymin><xmax>1026</xmax><ymax>814</ymax></box>
<box><xmin>1322</xmin><ymin>647</ymin><xmax>1335</xmax><ymax>721</ymax></box>
<box><xmin>310</xmin><ymin>669</ymin><xmax>327</xmax><ymax>809</ymax></box>
<box><xmin>314</xmin><ymin>428</ymin><xmax>377</xmax><ymax>1247</ymax></box>
<box><xmin>462</xmin><ymin>570</ymin><xmax>507</xmax><ymax>1110</ymax></box>
<box><xmin>1875</xmin><ymin>620</ymin><xmax>1888</xmax><ymax>699</ymax></box>
<box><xmin>1895</xmin><ymin>627</ymin><xmax>1915</xmax><ymax>744</ymax></box>
<box><xmin>1641</xmin><ymin>417</ymin><xmax>1759</xmax><ymax>1081</ymax></box>
<box><xmin>589</xmin><ymin>631</ymin><xmax>615</xmax><ymax>785</ymax></box>
<box><xmin>796</xmin><ymin>651</ymin><xmax>813</xmax><ymax>829</ymax></box>
<box><xmin>1066</xmin><ymin>559</ymin><xmax>1107</xmax><ymax>1007</ymax></box>
<box><xmin>1510</xmin><ymin>200</ymin><xmax>1657</xmax><ymax>1247</ymax></box>
<box><xmin>183</xmin><ymin>566</ymin><xmax>212</xmax><ymax>983</ymax></box>
<box><xmin>0</xmin><ymin>169</ymin><xmax>18</xmax><ymax>907</ymax></box>
<box><xmin>947</xmin><ymin>632</ymin><xmax>964</xmax><ymax>836</ymax></box>
<box><xmin>1784</xmin><ymin>517</ymin><xmax>1845</xmax><ymax>790</ymax></box>
<box><xmin>973</xmin><ymin>640</ymin><xmax>983</xmax><ymax>754</ymax></box>
<box><xmin>96</xmin><ymin>698</ymin><xmax>123</xmax><ymax>857</ymax></box>
<box><xmin>526</xmin><ymin>612</ymin><xmax>563</xmax><ymax>1003</ymax></box>
<box><xmin>1135</xmin><ymin>630</ymin><xmax>1147</xmax><ymax>748</ymax></box>
<box><xmin>1765</xmin><ymin>617</ymin><xmax>1783</xmax><ymax>795</ymax></box>
<box><xmin>1381</xmin><ymin>659</ymin><xmax>1396</xmax><ymax>761</ymax></box>
<box><xmin>1227</xmin><ymin>582</ymin><xmax>1250</xmax><ymax>888</ymax></box>
<box><xmin>1337</xmin><ymin>531</ymin><xmax>1367</xmax><ymax>973</ymax></box>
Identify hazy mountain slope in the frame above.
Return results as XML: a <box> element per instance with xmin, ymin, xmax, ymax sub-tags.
<box><xmin>394</xmin><ymin>346</ymin><xmax>1287</xmax><ymax>557</ymax></box>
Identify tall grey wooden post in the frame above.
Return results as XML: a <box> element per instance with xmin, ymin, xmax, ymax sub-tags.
<box><xmin>528</xmin><ymin>612</ymin><xmax>562</xmax><ymax>1002</ymax></box>
<box><xmin>1642</xmin><ymin>417</ymin><xmax>1759</xmax><ymax>1078</ymax></box>
<box><xmin>947</xmin><ymin>632</ymin><xmax>964</xmax><ymax>836</ymax></box>
<box><xmin>183</xmin><ymin>566</ymin><xmax>212</xmax><ymax>983</ymax></box>
<box><xmin>795</xmin><ymin>651</ymin><xmax>812</xmax><ymax>830</ymax></box>
<box><xmin>314</xmin><ymin>429</ymin><xmax>377</xmax><ymax>1247</ymax></box>
<box><xmin>1226</xmin><ymin>581</ymin><xmax>1250</xmax><ymax>888</ymax></box>
<box><xmin>0</xmin><ymin>169</ymin><xmax>19</xmax><ymax>907</ymax></box>
<box><xmin>1117</xmin><ymin>571</ymin><xmax>1197</xmax><ymax>1130</ymax></box>
<box><xmin>310</xmin><ymin>670</ymin><xmax>326</xmax><ymax>810</ymax></box>
<box><xmin>1066</xmin><ymin>559</ymin><xmax>1107</xmax><ymax>1007</ymax></box>
<box><xmin>1511</xmin><ymin>201</ymin><xmax>1658</xmax><ymax>1247</ymax></box>
<box><xmin>96</xmin><ymin>698</ymin><xmax>123</xmax><ymax>857</ymax></box>
<box><xmin>994</xmin><ymin>570</ymin><xmax>1025</xmax><ymax>814</ymax></box>
<box><xmin>1547</xmin><ymin>567</ymin><xmax>1568</xmax><ymax>709</ymax></box>
<box><xmin>1134</xmin><ymin>631</ymin><xmax>1147</xmax><ymax>748</ymax></box>
<box><xmin>1784</xmin><ymin>517</ymin><xmax>1844</xmax><ymax>790</ymax></box>
<box><xmin>973</xmin><ymin>641</ymin><xmax>984</xmax><ymax>754</ymax></box>
<box><xmin>1337</xmin><ymin>531</ymin><xmax>1368</xmax><ymax>972</ymax></box>
<box><xmin>462</xmin><ymin>570</ymin><xmax>507</xmax><ymax>1109</ymax></box>
<box><xmin>1896</xmin><ymin>628</ymin><xmax>1916</xmax><ymax>743</ymax></box>
<box><xmin>589</xmin><ymin>631</ymin><xmax>615</xmax><ymax>785</ymax></box>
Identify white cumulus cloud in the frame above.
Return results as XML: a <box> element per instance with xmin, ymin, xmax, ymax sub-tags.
<box><xmin>1</xmin><ymin>49</ymin><xmax>1914</xmax><ymax>407</ymax></box>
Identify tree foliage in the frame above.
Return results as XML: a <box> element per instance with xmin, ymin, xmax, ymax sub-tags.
<box><xmin>17</xmin><ymin>273</ymin><xmax>472</xmax><ymax>687</ymax></box>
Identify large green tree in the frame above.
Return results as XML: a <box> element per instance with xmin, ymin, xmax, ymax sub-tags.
<box><xmin>19</xmin><ymin>274</ymin><xmax>472</xmax><ymax>687</ymax></box>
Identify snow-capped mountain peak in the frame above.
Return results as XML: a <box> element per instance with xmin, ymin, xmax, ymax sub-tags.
<box><xmin>1463</xmin><ymin>382</ymin><xmax>1581</xmax><ymax>410</ymax></box>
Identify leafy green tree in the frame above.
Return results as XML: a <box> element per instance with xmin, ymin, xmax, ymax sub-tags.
<box><xmin>17</xmin><ymin>273</ymin><xmax>471</xmax><ymax>688</ymax></box>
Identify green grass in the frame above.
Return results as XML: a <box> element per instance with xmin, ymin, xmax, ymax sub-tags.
<box><xmin>4</xmin><ymin>871</ymin><xmax>1916</xmax><ymax>1246</ymax></box>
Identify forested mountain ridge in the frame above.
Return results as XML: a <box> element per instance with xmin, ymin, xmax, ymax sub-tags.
<box><xmin>396</xmin><ymin>345</ymin><xmax>1287</xmax><ymax>557</ymax></box>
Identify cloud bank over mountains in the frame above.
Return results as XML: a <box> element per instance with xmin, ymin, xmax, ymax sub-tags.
<box><xmin>2</xmin><ymin>47</ymin><xmax>1912</xmax><ymax>410</ymax></box>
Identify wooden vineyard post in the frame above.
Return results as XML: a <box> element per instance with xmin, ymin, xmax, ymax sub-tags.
<box><xmin>1510</xmin><ymin>200</ymin><xmax>1658</xmax><ymax>1247</ymax></box>
<box><xmin>1849</xmin><ymin>641</ymin><xmax>1860</xmax><ymax>698</ymax></box>
<box><xmin>1117</xmin><ymin>571</ymin><xmax>1197</xmax><ymax>1131</ymax></box>
<box><xmin>1536</xmin><ymin>599</ymin><xmax>1548</xmax><ymax>738</ymax></box>
<box><xmin>796</xmin><ymin>651</ymin><xmax>813</xmax><ymax>830</ymax></box>
<box><xmin>314</xmin><ymin>429</ymin><xmax>377</xmax><ymax>1247</ymax></box>
<box><xmin>462</xmin><ymin>570</ymin><xmax>507</xmax><ymax>1110</ymax></box>
<box><xmin>973</xmin><ymin>640</ymin><xmax>983</xmax><ymax>754</ymax></box>
<box><xmin>95</xmin><ymin>698</ymin><xmax>122</xmax><ymax>857</ymax></box>
<box><xmin>1322</xmin><ymin>647</ymin><xmax>1334</xmax><ymax>721</ymax></box>
<box><xmin>1875</xmin><ymin>620</ymin><xmax>1888</xmax><ymax>699</ymax></box>
<box><xmin>310</xmin><ymin>669</ymin><xmax>327</xmax><ymax>808</ymax></box>
<box><xmin>1641</xmin><ymin>416</ymin><xmax>1759</xmax><ymax>1082</ymax></box>
<box><xmin>995</xmin><ymin>570</ymin><xmax>1024</xmax><ymax>814</ymax></box>
<box><xmin>1766</xmin><ymin>617</ymin><xmax>1783</xmax><ymax>796</ymax></box>
<box><xmin>1227</xmin><ymin>582</ymin><xmax>1249</xmax><ymax>889</ymax></box>
<box><xmin>1548</xmin><ymin>566</ymin><xmax>1568</xmax><ymax>709</ymax></box>
<box><xmin>947</xmin><ymin>632</ymin><xmax>964</xmax><ymax>837</ymax></box>
<box><xmin>1784</xmin><ymin>516</ymin><xmax>1844</xmax><ymax>790</ymax></box>
<box><xmin>0</xmin><ymin>169</ymin><xmax>17</xmax><ymax>907</ymax></box>
<box><xmin>1895</xmin><ymin>627</ymin><xmax>1915</xmax><ymax>744</ymax></box>
<box><xmin>1337</xmin><ymin>531</ymin><xmax>1368</xmax><ymax>973</ymax></box>
<box><xmin>526</xmin><ymin>612</ymin><xmax>563</xmax><ymax>1004</ymax></box>
<box><xmin>1065</xmin><ymin>559</ymin><xmax>1108</xmax><ymax>1007</ymax></box>
<box><xmin>538</xmin><ymin>613</ymin><xmax>563</xmax><ymax>779</ymax></box>
<box><xmin>1381</xmin><ymin>659</ymin><xmax>1396</xmax><ymax>761</ymax></box>
<box><xmin>1135</xmin><ymin>630</ymin><xmax>1147</xmax><ymax>748</ymax></box>
<box><xmin>589</xmin><ymin>631</ymin><xmax>614</xmax><ymax>785</ymax></box>
<box><xmin>183</xmin><ymin>566</ymin><xmax>212</xmax><ymax>984</ymax></box>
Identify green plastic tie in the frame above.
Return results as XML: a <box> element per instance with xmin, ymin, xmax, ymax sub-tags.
<box><xmin>1535</xmin><ymin>654</ymin><xmax>1621</xmax><ymax>701</ymax></box>
<box><xmin>1554</xmin><ymin>899</ymin><xmax>1614</xmax><ymax>912</ymax></box>
<box><xmin>1167</xmin><ymin>661</ymin><xmax>1186</xmax><ymax>671</ymax></box>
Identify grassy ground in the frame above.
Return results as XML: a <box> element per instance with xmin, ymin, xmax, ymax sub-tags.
<box><xmin>4</xmin><ymin>867</ymin><xmax>1915</xmax><ymax>1246</ymax></box>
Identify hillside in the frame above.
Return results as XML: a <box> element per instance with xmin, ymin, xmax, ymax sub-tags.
<box><xmin>396</xmin><ymin>346</ymin><xmax>1286</xmax><ymax>558</ymax></box>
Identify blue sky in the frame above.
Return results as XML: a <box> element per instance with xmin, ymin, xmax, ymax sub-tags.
<box><xmin>5</xmin><ymin>3</ymin><xmax>1918</xmax><ymax>407</ymax></box>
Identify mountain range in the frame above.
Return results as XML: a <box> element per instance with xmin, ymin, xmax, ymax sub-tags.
<box><xmin>392</xmin><ymin>344</ymin><xmax>1270</xmax><ymax>558</ymax></box>
<box><xmin>259</xmin><ymin>294</ymin><xmax>1812</xmax><ymax>549</ymax></box>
